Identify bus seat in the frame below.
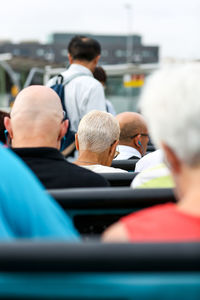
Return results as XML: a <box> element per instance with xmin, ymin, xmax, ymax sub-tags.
<box><xmin>111</xmin><ymin>159</ymin><xmax>139</xmax><ymax>171</ymax></box>
<box><xmin>0</xmin><ymin>241</ymin><xmax>199</xmax><ymax>299</ymax></box>
<box><xmin>101</xmin><ymin>172</ymin><xmax>138</xmax><ymax>186</ymax></box>
<box><xmin>49</xmin><ymin>187</ymin><xmax>175</xmax><ymax>235</ymax></box>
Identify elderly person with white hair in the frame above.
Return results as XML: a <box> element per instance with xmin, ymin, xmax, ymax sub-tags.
<box><xmin>102</xmin><ymin>64</ymin><xmax>200</xmax><ymax>242</ymax></box>
<box><xmin>74</xmin><ymin>110</ymin><xmax>127</xmax><ymax>173</ymax></box>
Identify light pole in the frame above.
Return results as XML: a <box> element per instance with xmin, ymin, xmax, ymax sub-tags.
<box><xmin>124</xmin><ymin>3</ymin><xmax>133</xmax><ymax>64</ymax></box>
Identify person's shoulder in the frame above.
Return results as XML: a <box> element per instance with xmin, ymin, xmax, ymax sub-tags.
<box><xmin>46</xmin><ymin>74</ymin><xmax>60</xmax><ymax>87</ymax></box>
<box><xmin>118</xmin><ymin>203</ymin><xmax>179</xmax><ymax>242</ymax></box>
<box><xmin>64</xmin><ymin>161</ymin><xmax>109</xmax><ymax>186</ymax></box>
<box><xmin>88</xmin><ymin>165</ymin><xmax>127</xmax><ymax>173</ymax></box>
<box><xmin>122</xmin><ymin>203</ymin><xmax>176</xmax><ymax>224</ymax></box>
<box><xmin>135</xmin><ymin>149</ymin><xmax>163</xmax><ymax>172</ymax></box>
<box><xmin>75</xmin><ymin>74</ymin><xmax>102</xmax><ymax>88</ymax></box>
<box><xmin>61</xmin><ymin>65</ymin><xmax>103</xmax><ymax>91</ymax></box>
<box><xmin>132</xmin><ymin>163</ymin><xmax>174</xmax><ymax>189</ymax></box>
<box><xmin>103</xmin><ymin>203</ymin><xmax>176</xmax><ymax>242</ymax></box>
<box><xmin>105</xmin><ymin>166</ymin><xmax>128</xmax><ymax>173</ymax></box>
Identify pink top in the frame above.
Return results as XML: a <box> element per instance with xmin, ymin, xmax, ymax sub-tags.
<box><xmin>121</xmin><ymin>203</ymin><xmax>200</xmax><ymax>242</ymax></box>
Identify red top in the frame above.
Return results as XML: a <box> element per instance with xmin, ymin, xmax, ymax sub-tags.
<box><xmin>121</xmin><ymin>203</ymin><xmax>200</xmax><ymax>242</ymax></box>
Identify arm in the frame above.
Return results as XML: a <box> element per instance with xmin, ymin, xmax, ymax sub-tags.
<box><xmin>0</xmin><ymin>146</ymin><xmax>79</xmax><ymax>240</ymax></box>
<box><xmin>102</xmin><ymin>222</ymin><xmax>130</xmax><ymax>242</ymax></box>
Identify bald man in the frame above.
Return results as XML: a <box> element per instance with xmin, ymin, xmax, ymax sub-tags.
<box><xmin>115</xmin><ymin>112</ymin><xmax>149</xmax><ymax>160</ymax></box>
<box><xmin>4</xmin><ymin>85</ymin><xmax>109</xmax><ymax>189</ymax></box>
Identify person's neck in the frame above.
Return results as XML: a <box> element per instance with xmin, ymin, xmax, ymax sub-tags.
<box><xmin>174</xmin><ymin>167</ymin><xmax>200</xmax><ymax>217</ymax></box>
<box><xmin>72</xmin><ymin>60</ymin><xmax>94</xmax><ymax>73</ymax></box>
<box><xmin>74</xmin><ymin>151</ymin><xmax>108</xmax><ymax>166</ymax></box>
<box><xmin>177</xmin><ymin>188</ymin><xmax>200</xmax><ymax>217</ymax></box>
<box><xmin>11</xmin><ymin>138</ymin><xmax>59</xmax><ymax>149</ymax></box>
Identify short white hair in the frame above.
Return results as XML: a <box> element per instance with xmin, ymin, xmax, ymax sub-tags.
<box><xmin>77</xmin><ymin>110</ymin><xmax>120</xmax><ymax>153</ymax></box>
<box><xmin>140</xmin><ymin>64</ymin><xmax>200</xmax><ymax>166</ymax></box>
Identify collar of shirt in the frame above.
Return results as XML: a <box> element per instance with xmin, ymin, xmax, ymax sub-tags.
<box><xmin>63</xmin><ymin>63</ymin><xmax>93</xmax><ymax>77</ymax></box>
<box><xmin>115</xmin><ymin>145</ymin><xmax>141</xmax><ymax>160</ymax></box>
<box><xmin>83</xmin><ymin>164</ymin><xmax>127</xmax><ymax>173</ymax></box>
<box><xmin>12</xmin><ymin>147</ymin><xmax>65</xmax><ymax>161</ymax></box>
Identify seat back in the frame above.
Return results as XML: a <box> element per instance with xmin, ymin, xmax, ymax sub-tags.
<box><xmin>0</xmin><ymin>241</ymin><xmax>199</xmax><ymax>299</ymax></box>
<box><xmin>111</xmin><ymin>159</ymin><xmax>139</xmax><ymax>171</ymax></box>
<box><xmin>100</xmin><ymin>172</ymin><xmax>138</xmax><ymax>186</ymax></box>
<box><xmin>49</xmin><ymin>187</ymin><xmax>175</xmax><ymax>235</ymax></box>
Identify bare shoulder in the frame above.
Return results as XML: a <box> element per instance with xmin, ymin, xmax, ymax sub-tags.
<box><xmin>101</xmin><ymin>222</ymin><xmax>130</xmax><ymax>242</ymax></box>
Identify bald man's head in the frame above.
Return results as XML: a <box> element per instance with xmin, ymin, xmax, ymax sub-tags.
<box><xmin>116</xmin><ymin>112</ymin><xmax>149</xmax><ymax>156</ymax></box>
<box><xmin>5</xmin><ymin>85</ymin><xmax>68</xmax><ymax>148</ymax></box>
<box><xmin>11</xmin><ymin>85</ymin><xmax>63</xmax><ymax>119</ymax></box>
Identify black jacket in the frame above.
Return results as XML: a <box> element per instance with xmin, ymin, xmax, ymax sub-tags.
<box><xmin>12</xmin><ymin>147</ymin><xmax>109</xmax><ymax>189</ymax></box>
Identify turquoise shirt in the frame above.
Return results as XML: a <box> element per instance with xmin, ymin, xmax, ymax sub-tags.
<box><xmin>0</xmin><ymin>145</ymin><xmax>79</xmax><ymax>240</ymax></box>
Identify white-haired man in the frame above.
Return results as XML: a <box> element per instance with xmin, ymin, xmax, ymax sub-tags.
<box><xmin>74</xmin><ymin>110</ymin><xmax>127</xmax><ymax>173</ymax></box>
<box><xmin>103</xmin><ymin>64</ymin><xmax>200</xmax><ymax>242</ymax></box>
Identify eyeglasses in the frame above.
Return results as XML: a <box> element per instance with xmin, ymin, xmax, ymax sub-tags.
<box><xmin>114</xmin><ymin>150</ymin><xmax>120</xmax><ymax>159</ymax></box>
<box><xmin>62</xmin><ymin>110</ymin><xmax>68</xmax><ymax>122</ymax></box>
<box><xmin>110</xmin><ymin>140</ymin><xmax>120</xmax><ymax>158</ymax></box>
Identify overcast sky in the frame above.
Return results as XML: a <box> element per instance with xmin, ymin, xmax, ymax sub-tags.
<box><xmin>0</xmin><ymin>0</ymin><xmax>199</xmax><ymax>60</ymax></box>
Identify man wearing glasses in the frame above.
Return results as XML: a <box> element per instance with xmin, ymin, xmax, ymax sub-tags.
<box><xmin>115</xmin><ymin>112</ymin><xmax>149</xmax><ymax>160</ymax></box>
<box><xmin>74</xmin><ymin>110</ymin><xmax>127</xmax><ymax>173</ymax></box>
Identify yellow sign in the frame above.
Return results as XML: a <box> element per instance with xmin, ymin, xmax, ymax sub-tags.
<box><xmin>11</xmin><ymin>85</ymin><xmax>19</xmax><ymax>97</ymax></box>
<box><xmin>123</xmin><ymin>74</ymin><xmax>144</xmax><ymax>88</ymax></box>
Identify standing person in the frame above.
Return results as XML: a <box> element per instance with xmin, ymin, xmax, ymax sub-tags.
<box><xmin>93</xmin><ymin>66</ymin><xmax>116</xmax><ymax>116</ymax></box>
<box><xmin>47</xmin><ymin>36</ymin><xmax>106</xmax><ymax>149</ymax></box>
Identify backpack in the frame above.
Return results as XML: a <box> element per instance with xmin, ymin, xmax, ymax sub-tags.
<box><xmin>50</xmin><ymin>73</ymin><xmax>87</xmax><ymax>151</ymax></box>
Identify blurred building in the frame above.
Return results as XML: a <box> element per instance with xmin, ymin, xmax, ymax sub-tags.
<box><xmin>0</xmin><ymin>33</ymin><xmax>159</xmax><ymax>110</ymax></box>
<box><xmin>0</xmin><ymin>33</ymin><xmax>159</xmax><ymax>66</ymax></box>
<box><xmin>49</xmin><ymin>33</ymin><xmax>159</xmax><ymax>64</ymax></box>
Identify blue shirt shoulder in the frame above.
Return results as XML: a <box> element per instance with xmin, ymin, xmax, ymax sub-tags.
<box><xmin>0</xmin><ymin>146</ymin><xmax>79</xmax><ymax>241</ymax></box>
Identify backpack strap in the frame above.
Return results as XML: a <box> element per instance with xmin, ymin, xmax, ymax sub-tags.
<box><xmin>54</xmin><ymin>72</ymin><xmax>91</xmax><ymax>154</ymax></box>
<box><xmin>55</xmin><ymin>74</ymin><xmax>64</xmax><ymax>84</ymax></box>
<box><xmin>62</xmin><ymin>72</ymin><xmax>90</xmax><ymax>86</ymax></box>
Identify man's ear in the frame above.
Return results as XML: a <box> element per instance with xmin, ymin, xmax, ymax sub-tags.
<box><xmin>133</xmin><ymin>134</ymin><xmax>141</xmax><ymax>148</ymax></box>
<box><xmin>75</xmin><ymin>133</ymin><xmax>79</xmax><ymax>151</ymax></box>
<box><xmin>4</xmin><ymin>116</ymin><xmax>13</xmax><ymax>139</ymax></box>
<box><xmin>162</xmin><ymin>143</ymin><xmax>181</xmax><ymax>174</ymax></box>
<box><xmin>109</xmin><ymin>140</ymin><xmax>119</xmax><ymax>157</ymax></box>
<box><xmin>93</xmin><ymin>55</ymin><xmax>100</xmax><ymax>66</ymax></box>
<box><xmin>59</xmin><ymin>120</ymin><xmax>69</xmax><ymax>140</ymax></box>
<box><xmin>68</xmin><ymin>53</ymin><xmax>73</xmax><ymax>64</ymax></box>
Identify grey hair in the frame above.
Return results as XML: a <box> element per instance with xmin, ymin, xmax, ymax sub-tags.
<box><xmin>139</xmin><ymin>64</ymin><xmax>200</xmax><ymax>166</ymax></box>
<box><xmin>77</xmin><ymin>110</ymin><xmax>120</xmax><ymax>153</ymax></box>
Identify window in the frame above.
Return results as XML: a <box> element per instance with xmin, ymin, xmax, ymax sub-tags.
<box><xmin>36</xmin><ymin>49</ymin><xmax>45</xmax><ymax>56</ymax></box>
<box><xmin>61</xmin><ymin>49</ymin><xmax>68</xmax><ymax>57</ymax></box>
<box><xmin>101</xmin><ymin>49</ymin><xmax>109</xmax><ymax>57</ymax></box>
